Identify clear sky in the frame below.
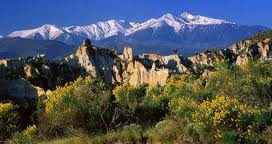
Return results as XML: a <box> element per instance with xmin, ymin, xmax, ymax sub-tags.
<box><xmin>0</xmin><ymin>0</ymin><xmax>271</xmax><ymax>35</ymax></box>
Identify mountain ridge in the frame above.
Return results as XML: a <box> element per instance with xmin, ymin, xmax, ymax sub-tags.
<box><xmin>8</xmin><ymin>12</ymin><xmax>235</xmax><ymax>40</ymax></box>
<box><xmin>4</xmin><ymin>12</ymin><xmax>269</xmax><ymax>56</ymax></box>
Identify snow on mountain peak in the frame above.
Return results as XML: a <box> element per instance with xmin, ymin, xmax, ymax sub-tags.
<box><xmin>180</xmin><ymin>12</ymin><xmax>233</xmax><ymax>25</ymax></box>
<box><xmin>159</xmin><ymin>13</ymin><xmax>183</xmax><ymax>32</ymax></box>
<box><xmin>8</xmin><ymin>24</ymin><xmax>65</xmax><ymax>40</ymax></box>
<box><xmin>180</xmin><ymin>12</ymin><xmax>195</xmax><ymax>19</ymax></box>
<box><xmin>64</xmin><ymin>19</ymin><xmax>128</xmax><ymax>40</ymax></box>
<box><xmin>161</xmin><ymin>13</ymin><xmax>175</xmax><ymax>19</ymax></box>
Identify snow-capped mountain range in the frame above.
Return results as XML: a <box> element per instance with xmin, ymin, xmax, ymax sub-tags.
<box><xmin>5</xmin><ymin>12</ymin><xmax>268</xmax><ymax>55</ymax></box>
<box><xmin>8</xmin><ymin>12</ymin><xmax>233</xmax><ymax>41</ymax></box>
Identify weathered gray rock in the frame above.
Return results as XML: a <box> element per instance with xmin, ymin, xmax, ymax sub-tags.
<box><xmin>188</xmin><ymin>50</ymin><xmax>225</xmax><ymax>66</ymax></box>
<box><xmin>74</xmin><ymin>39</ymin><xmax>122</xmax><ymax>84</ymax></box>
<box><xmin>162</xmin><ymin>55</ymin><xmax>189</xmax><ymax>74</ymax></box>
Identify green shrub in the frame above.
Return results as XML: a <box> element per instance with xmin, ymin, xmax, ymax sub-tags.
<box><xmin>39</xmin><ymin>136</ymin><xmax>91</xmax><ymax>144</ymax></box>
<box><xmin>10</xmin><ymin>125</ymin><xmax>38</xmax><ymax>144</ymax></box>
<box><xmin>40</xmin><ymin>77</ymin><xmax>114</xmax><ymax>136</ymax></box>
<box><xmin>0</xmin><ymin>102</ymin><xmax>19</xmax><ymax>140</ymax></box>
<box><xmin>147</xmin><ymin>119</ymin><xmax>183</xmax><ymax>144</ymax></box>
<box><xmin>114</xmin><ymin>85</ymin><xmax>167</xmax><ymax>124</ymax></box>
<box><xmin>91</xmin><ymin>124</ymin><xmax>144</xmax><ymax>144</ymax></box>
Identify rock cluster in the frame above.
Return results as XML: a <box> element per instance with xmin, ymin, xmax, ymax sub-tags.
<box><xmin>1</xmin><ymin>37</ymin><xmax>272</xmax><ymax>100</ymax></box>
<box><xmin>0</xmin><ymin>56</ymin><xmax>82</xmax><ymax>100</ymax></box>
<box><xmin>229</xmin><ymin>38</ymin><xmax>272</xmax><ymax>65</ymax></box>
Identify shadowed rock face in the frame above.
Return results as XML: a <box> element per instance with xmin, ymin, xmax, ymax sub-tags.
<box><xmin>0</xmin><ymin>78</ymin><xmax>45</xmax><ymax>100</ymax></box>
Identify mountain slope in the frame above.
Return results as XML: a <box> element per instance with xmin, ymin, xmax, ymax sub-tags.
<box><xmin>7</xmin><ymin>12</ymin><xmax>268</xmax><ymax>56</ymax></box>
<box><xmin>0</xmin><ymin>37</ymin><xmax>74</xmax><ymax>59</ymax></box>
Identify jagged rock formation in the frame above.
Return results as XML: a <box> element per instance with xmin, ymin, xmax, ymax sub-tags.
<box><xmin>1</xmin><ymin>32</ymin><xmax>272</xmax><ymax>100</ymax></box>
<box><xmin>188</xmin><ymin>50</ymin><xmax>225</xmax><ymax>66</ymax></box>
<box><xmin>121</xmin><ymin>48</ymin><xmax>170</xmax><ymax>86</ymax></box>
<box><xmin>228</xmin><ymin>38</ymin><xmax>272</xmax><ymax>65</ymax></box>
<box><xmin>70</xmin><ymin>39</ymin><xmax>123</xmax><ymax>84</ymax></box>
<box><xmin>67</xmin><ymin>41</ymin><xmax>174</xmax><ymax>86</ymax></box>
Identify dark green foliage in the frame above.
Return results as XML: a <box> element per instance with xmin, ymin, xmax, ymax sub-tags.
<box><xmin>114</xmin><ymin>85</ymin><xmax>168</xmax><ymax>125</ymax></box>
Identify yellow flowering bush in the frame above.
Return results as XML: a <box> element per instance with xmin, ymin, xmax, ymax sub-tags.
<box><xmin>191</xmin><ymin>95</ymin><xmax>262</xmax><ymax>142</ymax></box>
<box><xmin>41</xmin><ymin>77</ymin><xmax>114</xmax><ymax>136</ymax></box>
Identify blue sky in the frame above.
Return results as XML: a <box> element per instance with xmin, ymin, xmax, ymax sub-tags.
<box><xmin>0</xmin><ymin>0</ymin><xmax>271</xmax><ymax>35</ymax></box>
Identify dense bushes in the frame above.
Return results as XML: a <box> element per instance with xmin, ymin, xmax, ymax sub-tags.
<box><xmin>40</xmin><ymin>77</ymin><xmax>115</xmax><ymax>136</ymax></box>
<box><xmin>91</xmin><ymin>124</ymin><xmax>145</xmax><ymax>144</ymax></box>
<box><xmin>0</xmin><ymin>102</ymin><xmax>19</xmax><ymax>140</ymax></box>
<box><xmin>11</xmin><ymin>125</ymin><xmax>38</xmax><ymax>144</ymax></box>
<box><xmin>1</xmin><ymin>60</ymin><xmax>272</xmax><ymax>143</ymax></box>
<box><xmin>114</xmin><ymin>85</ymin><xmax>168</xmax><ymax>125</ymax></box>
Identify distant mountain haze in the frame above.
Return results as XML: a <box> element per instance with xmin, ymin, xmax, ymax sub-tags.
<box><xmin>0</xmin><ymin>37</ymin><xmax>74</xmax><ymax>59</ymax></box>
<box><xmin>2</xmin><ymin>12</ymin><xmax>268</xmax><ymax>58</ymax></box>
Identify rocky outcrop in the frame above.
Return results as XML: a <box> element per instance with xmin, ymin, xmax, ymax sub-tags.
<box><xmin>0</xmin><ymin>56</ymin><xmax>82</xmax><ymax>90</ymax></box>
<box><xmin>162</xmin><ymin>55</ymin><xmax>189</xmax><ymax>74</ymax></box>
<box><xmin>70</xmin><ymin>43</ymin><xmax>172</xmax><ymax>86</ymax></box>
<box><xmin>1</xmin><ymin>35</ymin><xmax>272</xmax><ymax>99</ymax></box>
<box><xmin>229</xmin><ymin>38</ymin><xmax>272</xmax><ymax>64</ymax></box>
<box><xmin>138</xmin><ymin>53</ymin><xmax>189</xmax><ymax>74</ymax></box>
<box><xmin>121</xmin><ymin>49</ymin><xmax>170</xmax><ymax>86</ymax></box>
<box><xmin>122</xmin><ymin>47</ymin><xmax>134</xmax><ymax>62</ymax></box>
<box><xmin>126</xmin><ymin>61</ymin><xmax>169</xmax><ymax>86</ymax></box>
<box><xmin>0</xmin><ymin>78</ymin><xmax>45</xmax><ymax>100</ymax></box>
<box><xmin>72</xmin><ymin>39</ymin><xmax>122</xmax><ymax>84</ymax></box>
<box><xmin>188</xmin><ymin>50</ymin><xmax>225</xmax><ymax>66</ymax></box>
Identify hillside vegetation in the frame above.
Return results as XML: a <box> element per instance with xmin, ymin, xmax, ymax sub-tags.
<box><xmin>1</xmin><ymin>60</ymin><xmax>272</xmax><ymax>144</ymax></box>
<box><xmin>1</xmin><ymin>29</ymin><xmax>272</xmax><ymax>143</ymax></box>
